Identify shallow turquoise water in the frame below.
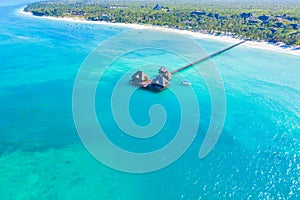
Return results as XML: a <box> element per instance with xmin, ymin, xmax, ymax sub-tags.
<box><xmin>1</xmin><ymin>2</ymin><xmax>300</xmax><ymax>199</ymax></box>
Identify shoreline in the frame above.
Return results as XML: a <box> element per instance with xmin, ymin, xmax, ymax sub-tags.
<box><xmin>17</xmin><ymin>7</ymin><xmax>300</xmax><ymax>56</ymax></box>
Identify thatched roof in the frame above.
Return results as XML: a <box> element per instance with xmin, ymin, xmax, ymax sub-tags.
<box><xmin>158</xmin><ymin>67</ymin><xmax>172</xmax><ymax>80</ymax></box>
<box><xmin>152</xmin><ymin>75</ymin><xmax>169</xmax><ymax>87</ymax></box>
<box><xmin>159</xmin><ymin>66</ymin><xmax>168</xmax><ymax>74</ymax></box>
<box><xmin>131</xmin><ymin>71</ymin><xmax>150</xmax><ymax>82</ymax></box>
<box><xmin>163</xmin><ymin>72</ymin><xmax>172</xmax><ymax>81</ymax></box>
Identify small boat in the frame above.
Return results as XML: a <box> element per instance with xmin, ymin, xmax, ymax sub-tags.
<box><xmin>180</xmin><ymin>80</ymin><xmax>192</xmax><ymax>86</ymax></box>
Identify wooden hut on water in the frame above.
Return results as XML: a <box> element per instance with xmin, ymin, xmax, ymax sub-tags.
<box><xmin>130</xmin><ymin>71</ymin><xmax>151</xmax><ymax>87</ymax></box>
<box><xmin>130</xmin><ymin>67</ymin><xmax>172</xmax><ymax>91</ymax></box>
<box><xmin>148</xmin><ymin>75</ymin><xmax>170</xmax><ymax>91</ymax></box>
<box><xmin>159</xmin><ymin>66</ymin><xmax>172</xmax><ymax>81</ymax></box>
<box><xmin>159</xmin><ymin>66</ymin><xmax>168</xmax><ymax>74</ymax></box>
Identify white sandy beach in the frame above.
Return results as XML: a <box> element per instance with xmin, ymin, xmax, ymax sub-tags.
<box><xmin>18</xmin><ymin>7</ymin><xmax>300</xmax><ymax>56</ymax></box>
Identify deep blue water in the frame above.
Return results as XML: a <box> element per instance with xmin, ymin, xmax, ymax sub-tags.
<box><xmin>0</xmin><ymin>1</ymin><xmax>300</xmax><ymax>199</ymax></box>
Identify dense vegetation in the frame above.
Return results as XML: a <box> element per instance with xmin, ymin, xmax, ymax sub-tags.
<box><xmin>24</xmin><ymin>0</ymin><xmax>300</xmax><ymax>46</ymax></box>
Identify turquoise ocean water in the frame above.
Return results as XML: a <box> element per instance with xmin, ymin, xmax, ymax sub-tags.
<box><xmin>0</xmin><ymin>1</ymin><xmax>300</xmax><ymax>199</ymax></box>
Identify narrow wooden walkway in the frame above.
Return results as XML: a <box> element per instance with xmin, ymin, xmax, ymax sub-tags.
<box><xmin>171</xmin><ymin>40</ymin><xmax>246</xmax><ymax>74</ymax></box>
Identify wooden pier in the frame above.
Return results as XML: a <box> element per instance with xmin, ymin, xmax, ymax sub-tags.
<box><xmin>130</xmin><ymin>40</ymin><xmax>246</xmax><ymax>91</ymax></box>
<box><xmin>170</xmin><ymin>40</ymin><xmax>246</xmax><ymax>74</ymax></box>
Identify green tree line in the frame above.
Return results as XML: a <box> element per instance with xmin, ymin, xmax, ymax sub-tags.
<box><xmin>24</xmin><ymin>1</ymin><xmax>300</xmax><ymax>45</ymax></box>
